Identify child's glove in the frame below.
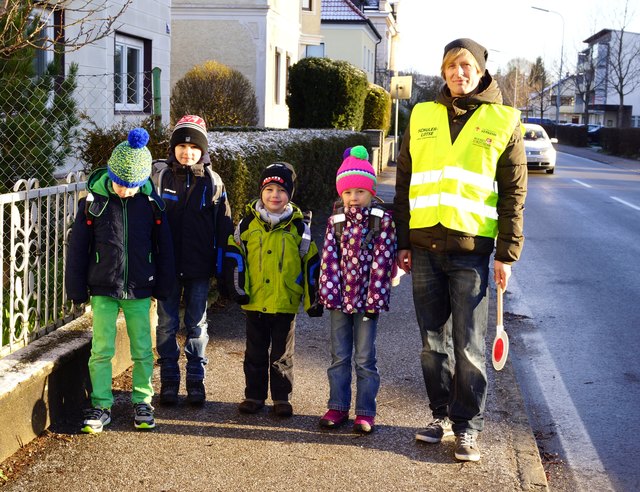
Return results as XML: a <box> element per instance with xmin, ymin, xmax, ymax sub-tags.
<box><xmin>306</xmin><ymin>302</ymin><xmax>324</xmax><ymax>318</ymax></box>
<box><xmin>363</xmin><ymin>312</ymin><xmax>379</xmax><ymax>321</ymax></box>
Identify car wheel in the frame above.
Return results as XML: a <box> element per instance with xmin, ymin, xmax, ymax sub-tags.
<box><xmin>546</xmin><ymin>168</ymin><xmax>555</xmax><ymax>174</ymax></box>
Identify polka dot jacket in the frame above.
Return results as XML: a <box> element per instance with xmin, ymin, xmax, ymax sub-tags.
<box><xmin>318</xmin><ymin>205</ymin><xmax>396</xmax><ymax>314</ymax></box>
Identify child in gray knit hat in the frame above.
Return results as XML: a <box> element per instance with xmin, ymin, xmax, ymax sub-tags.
<box><xmin>66</xmin><ymin>128</ymin><xmax>175</xmax><ymax>433</ymax></box>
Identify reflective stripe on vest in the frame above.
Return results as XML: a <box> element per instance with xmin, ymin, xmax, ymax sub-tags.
<box><xmin>408</xmin><ymin>102</ymin><xmax>520</xmax><ymax>238</ymax></box>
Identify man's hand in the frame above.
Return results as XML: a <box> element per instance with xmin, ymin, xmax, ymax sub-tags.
<box><xmin>397</xmin><ymin>249</ymin><xmax>412</xmax><ymax>274</ymax></box>
<box><xmin>494</xmin><ymin>260</ymin><xmax>512</xmax><ymax>291</ymax></box>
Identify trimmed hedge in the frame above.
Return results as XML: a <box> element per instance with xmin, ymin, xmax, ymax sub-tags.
<box><xmin>81</xmin><ymin>126</ymin><xmax>368</xmax><ymax>220</ymax></box>
<box><xmin>287</xmin><ymin>57</ymin><xmax>369</xmax><ymax>131</ymax></box>
<box><xmin>363</xmin><ymin>84</ymin><xmax>392</xmax><ymax>136</ymax></box>
<box><xmin>600</xmin><ymin>127</ymin><xmax>640</xmax><ymax>158</ymax></box>
<box><xmin>207</xmin><ymin>129</ymin><xmax>369</xmax><ymax>221</ymax></box>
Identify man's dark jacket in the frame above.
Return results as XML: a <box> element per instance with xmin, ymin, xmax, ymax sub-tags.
<box><xmin>394</xmin><ymin>72</ymin><xmax>528</xmax><ymax>264</ymax></box>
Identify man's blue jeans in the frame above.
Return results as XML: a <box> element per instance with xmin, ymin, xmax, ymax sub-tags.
<box><xmin>411</xmin><ymin>248</ymin><xmax>490</xmax><ymax>434</ymax></box>
<box><xmin>156</xmin><ymin>278</ymin><xmax>210</xmax><ymax>383</ymax></box>
<box><xmin>327</xmin><ymin>310</ymin><xmax>380</xmax><ymax>417</ymax></box>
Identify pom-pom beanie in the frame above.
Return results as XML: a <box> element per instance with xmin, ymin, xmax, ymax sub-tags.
<box><xmin>336</xmin><ymin>145</ymin><xmax>377</xmax><ymax>197</ymax></box>
<box><xmin>107</xmin><ymin>128</ymin><xmax>152</xmax><ymax>188</ymax></box>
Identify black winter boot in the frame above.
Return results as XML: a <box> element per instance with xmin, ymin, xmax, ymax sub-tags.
<box><xmin>186</xmin><ymin>380</ymin><xmax>206</xmax><ymax>405</ymax></box>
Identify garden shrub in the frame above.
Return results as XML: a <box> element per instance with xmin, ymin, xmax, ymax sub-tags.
<box><xmin>363</xmin><ymin>84</ymin><xmax>391</xmax><ymax>136</ymax></box>
<box><xmin>171</xmin><ymin>60</ymin><xmax>258</xmax><ymax>128</ymax></box>
<box><xmin>287</xmin><ymin>57</ymin><xmax>368</xmax><ymax>131</ymax></box>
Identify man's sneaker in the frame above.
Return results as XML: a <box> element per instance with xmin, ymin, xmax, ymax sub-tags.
<box><xmin>353</xmin><ymin>415</ymin><xmax>375</xmax><ymax>434</ymax></box>
<box><xmin>186</xmin><ymin>380</ymin><xmax>206</xmax><ymax>405</ymax></box>
<box><xmin>454</xmin><ymin>431</ymin><xmax>481</xmax><ymax>462</ymax></box>
<box><xmin>319</xmin><ymin>409</ymin><xmax>349</xmax><ymax>429</ymax></box>
<box><xmin>133</xmin><ymin>402</ymin><xmax>156</xmax><ymax>430</ymax></box>
<box><xmin>415</xmin><ymin>417</ymin><xmax>453</xmax><ymax>443</ymax></box>
<box><xmin>81</xmin><ymin>407</ymin><xmax>111</xmax><ymax>434</ymax></box>
<box><xmin>159</xmin><ymin>381</ymin><xmax>179</xmax><ymax>405</ymax></box>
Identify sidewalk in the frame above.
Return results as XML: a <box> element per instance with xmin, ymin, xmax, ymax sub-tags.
<box><xmin>0</xmin><ymin>163</ymin><xmax>549</xmax><ymax>492</ymax></box>
<box><xmin>556</xmin><ymin>144</ymin><xmax>640</xmax><ymax>172</ymax></box>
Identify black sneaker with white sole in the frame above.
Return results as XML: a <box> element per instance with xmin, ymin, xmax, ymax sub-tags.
<box><xmin>81</xmin><ymin>407</ymin><xmax>111</xmax><ymax>434</ymax></box>
<box><xmin>415</xmin><ymin>417</ymin><xmax>454</xmax><ymax>443</ymax></box>
<box><xmin>454</xmin><ymin>431</ymin><xmax>481</xmax><ymax>462</ymax></box>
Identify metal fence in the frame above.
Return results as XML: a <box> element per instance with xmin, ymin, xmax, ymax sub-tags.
<box><xmin>1</xmin><ymin>173</ymin><xmax>86</xmax><ymax>357</ymax></box>
<box><xmin>0</xmin><ymin>70</ymin><xmax>156</xmax><ymax>193</ymax></box>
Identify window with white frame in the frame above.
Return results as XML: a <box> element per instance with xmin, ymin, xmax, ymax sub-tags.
<box><xmin>302</xmin><ymin>0</ymin><xmax>312</xmax><ymax>11</ymax></box>
<box><xmin>306</xmin><ymin>43</ymin><xmax>324</xmax><ymax>58</ymax></box>
<box><xmin>30</xmin><ymin>8</ymin><xmax>55</xmax><ymax>77</ymax></box>
<box><xmin>275</xmin><ymin>50</ymin><xmax>281</xmax><ymax>105</ymax></box>
<box><xmin>114</xmin><ymin>35</ymin><xmax>145</xmax><ymax>111</ymax></box>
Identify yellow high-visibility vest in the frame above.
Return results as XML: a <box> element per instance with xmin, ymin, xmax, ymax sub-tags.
<box><xmin>408</xmin><ymin>102</ymin><xmax>520</xmax><ymax>238</ymax></box>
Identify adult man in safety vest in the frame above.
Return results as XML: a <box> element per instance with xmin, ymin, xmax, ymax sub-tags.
<box><xmin>393</xmin><ymin>38</ymin><xmax>527</xmax><ymax>462</ymax></box>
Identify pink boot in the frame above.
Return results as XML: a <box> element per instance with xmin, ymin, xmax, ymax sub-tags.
<box><xmin>319</xmin><ymin>409</ymin><xmax>349</xmax><ymax>429</ymax></box>
<box><xmin>354</xmin><ymin>415</ymin><xmax>375</xmax><ymax>433</ymax></box>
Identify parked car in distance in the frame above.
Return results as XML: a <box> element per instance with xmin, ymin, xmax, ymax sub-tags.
<box><xmin>523</xmin><ymin>123</ymin><xmax>558</xmax><ymax>174</ymax></box>
<box><xmin>587</xmin><ymin>124</ymin><xmax>603</xmax><ymax>145</ymax></box>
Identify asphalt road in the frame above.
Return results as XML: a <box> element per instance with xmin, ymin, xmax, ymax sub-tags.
<box><xmin>508</xmin><ymin>151</ymin><xmax>640</xmax><ymax>491</ymax></box>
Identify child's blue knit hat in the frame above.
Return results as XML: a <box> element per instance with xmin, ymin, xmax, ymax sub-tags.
<box><xmin>107</xmin><ymin>128</ymin><xmax>152</xmax><ymax>188</ymax></box>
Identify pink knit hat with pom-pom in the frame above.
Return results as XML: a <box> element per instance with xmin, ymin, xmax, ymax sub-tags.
<box><xmin>335</xmin><ymin>145</ymin><xmax>377</xmax><ymax>197</ymax></box>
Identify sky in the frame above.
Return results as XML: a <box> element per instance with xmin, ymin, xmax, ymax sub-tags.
<box><xmin>395</xmin><ymin>0</ymin><xmax>640</xmax><ymax>77</ymax></box>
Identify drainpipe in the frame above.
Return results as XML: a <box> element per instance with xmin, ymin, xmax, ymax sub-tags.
<box><xmin>152</xmin><ymin>67</ymin><xmax>162</xmax><ymax>132</ymax></box>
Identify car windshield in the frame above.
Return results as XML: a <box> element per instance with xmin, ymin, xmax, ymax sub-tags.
<box><xmin>524</xmin><ymin>130</ymin><xmax>546</xmax><ymax>141</ymax></box>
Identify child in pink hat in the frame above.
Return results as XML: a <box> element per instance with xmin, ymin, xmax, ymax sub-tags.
<box><xmin>317</xmin><ymin>145</ymin><xmax>397</xmax><ymax>433</ymax></box>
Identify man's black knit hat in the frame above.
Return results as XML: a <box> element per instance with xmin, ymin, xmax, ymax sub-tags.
<box><xmin>443</xmin><ymin>38</ymin><xmax>488</xmax><ymax>73</ymax></box>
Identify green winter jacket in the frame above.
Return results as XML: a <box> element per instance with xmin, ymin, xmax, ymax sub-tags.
<box><xmin>224</xmin><ymin>200</ymin><xmax>320</xmax><ymax>314</ymax></box>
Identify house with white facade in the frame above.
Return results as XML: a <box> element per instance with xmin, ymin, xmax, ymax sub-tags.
<box><xmin>319</xmin><ymin>0</ymin><xmax>382</xmax><ymax>84</ymax></box>
<box><xmin>575</xmin><ymin>29</ymin><xmax>640</xmax><ymax>128</ymax></box>
<box><xmin>170</xmin><ymin>1</ymin><xmax>322</xmax><ymax>128</ymax></box>
<box><xmin>59</xmin><ymin>0</ymin><xmax>172</xmax><ymax>128</ymax></box>
<box><xmin>360</xmin><ymin>0</ymin><xmax>400</xmax><ymax>89</ymax></box>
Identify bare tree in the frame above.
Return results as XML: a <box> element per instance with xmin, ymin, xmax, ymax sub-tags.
<box><xmin>495</xmin><ymin>58</ymin><xmax>533</xmax><ymax>110</ymax></box>
<box><xmin>528</xmin><ymin>57</ymin><xmax>553</xmax><ymax>121</ymax></box>
<box><xmin>0</xmin><ymin>0</ymin><xmax>132</xmax><ymax>60</ymax></box>
<box><xmin>572</xmin><ymin>46</ymin><xmax>607</xmax><ymax>125</ymax></box>
<box><xmin>605</xmin><ymin>2</ymin><xmax>640</xmax><ymax>127</ymax></box>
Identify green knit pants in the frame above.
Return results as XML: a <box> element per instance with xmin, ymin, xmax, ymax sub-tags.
<box><xmin>89</xmin><ymin>296</ymin><xmax>154</xmax><ymax>408</ymax></box>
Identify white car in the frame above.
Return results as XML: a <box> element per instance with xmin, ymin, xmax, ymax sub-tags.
<box><xmin>523</xmin><ymin>123</ymin><xmax>558</xmax><ymax>174</ymax></box>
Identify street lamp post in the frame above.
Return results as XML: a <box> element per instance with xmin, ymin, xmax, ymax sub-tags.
<box><xmin>532</xmin><ymin>6</ymin><xmax>565</xmax><ymax>127</ymax></box>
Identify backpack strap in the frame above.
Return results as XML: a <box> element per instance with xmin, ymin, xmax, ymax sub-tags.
<box><xmin>290</xmin><ymin>215</ymin><xmax>312</xmax><ymax>258</ymax></box>
<box><xmin>153</xmin><ymin>159</ymin><xmax>224</xmax><ymax>206</ymax></box>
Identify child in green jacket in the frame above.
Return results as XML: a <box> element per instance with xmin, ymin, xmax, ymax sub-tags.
<box><xmin>224</xmin><ymin>162</ymin><xmax>321</xmax><ymax>417</ymax></box>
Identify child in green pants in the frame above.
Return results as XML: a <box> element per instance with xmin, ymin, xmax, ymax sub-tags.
<box><xmin>65</xmin><ymin>128</ymin><xmax>175</xmax><ymax>433</ymax></box>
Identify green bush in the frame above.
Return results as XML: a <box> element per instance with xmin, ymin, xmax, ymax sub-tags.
<box><xmin>362</xmin><ymin>84</ymin><xmax>391</xmax><ymax>136</ymax></box>
<box><xmin>171</xmin><ymin>60</ymin><xmax>258</xmax><ymax>128</ymax></box>
<box><xmin>79</xmin><ymin>116</ymin><xmax>171</xmax><ymax>173</ymax></box>
<box><xmin>287</xmin><ymin>57</ymin><xmax>368</xmax><ymax>131</ymax></box>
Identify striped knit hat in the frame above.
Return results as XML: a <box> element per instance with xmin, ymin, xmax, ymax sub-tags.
<box><xmin>170</xmin><ymin>115</ymin><xmax>208</xmax><ymax>153</ymax></box>
<box><xmin>336</xmin><ymin>145</ymin><xmax>377</xmax><ymax>197</ymax></box>
<box><xmin>107</xmin><ymin>128</ymin><xmax>152</xmax><ymax>188</ymax></box>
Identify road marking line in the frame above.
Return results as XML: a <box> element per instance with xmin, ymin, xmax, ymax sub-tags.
<box><xmin>611</xmin><ymin>196</ymin><xmax>640</xmax><ymax>211</ymax></box>
<box><xmin>572</xmin><ymin>179</ymin><xmax>592</xmax><ymax>188</ymax></box>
